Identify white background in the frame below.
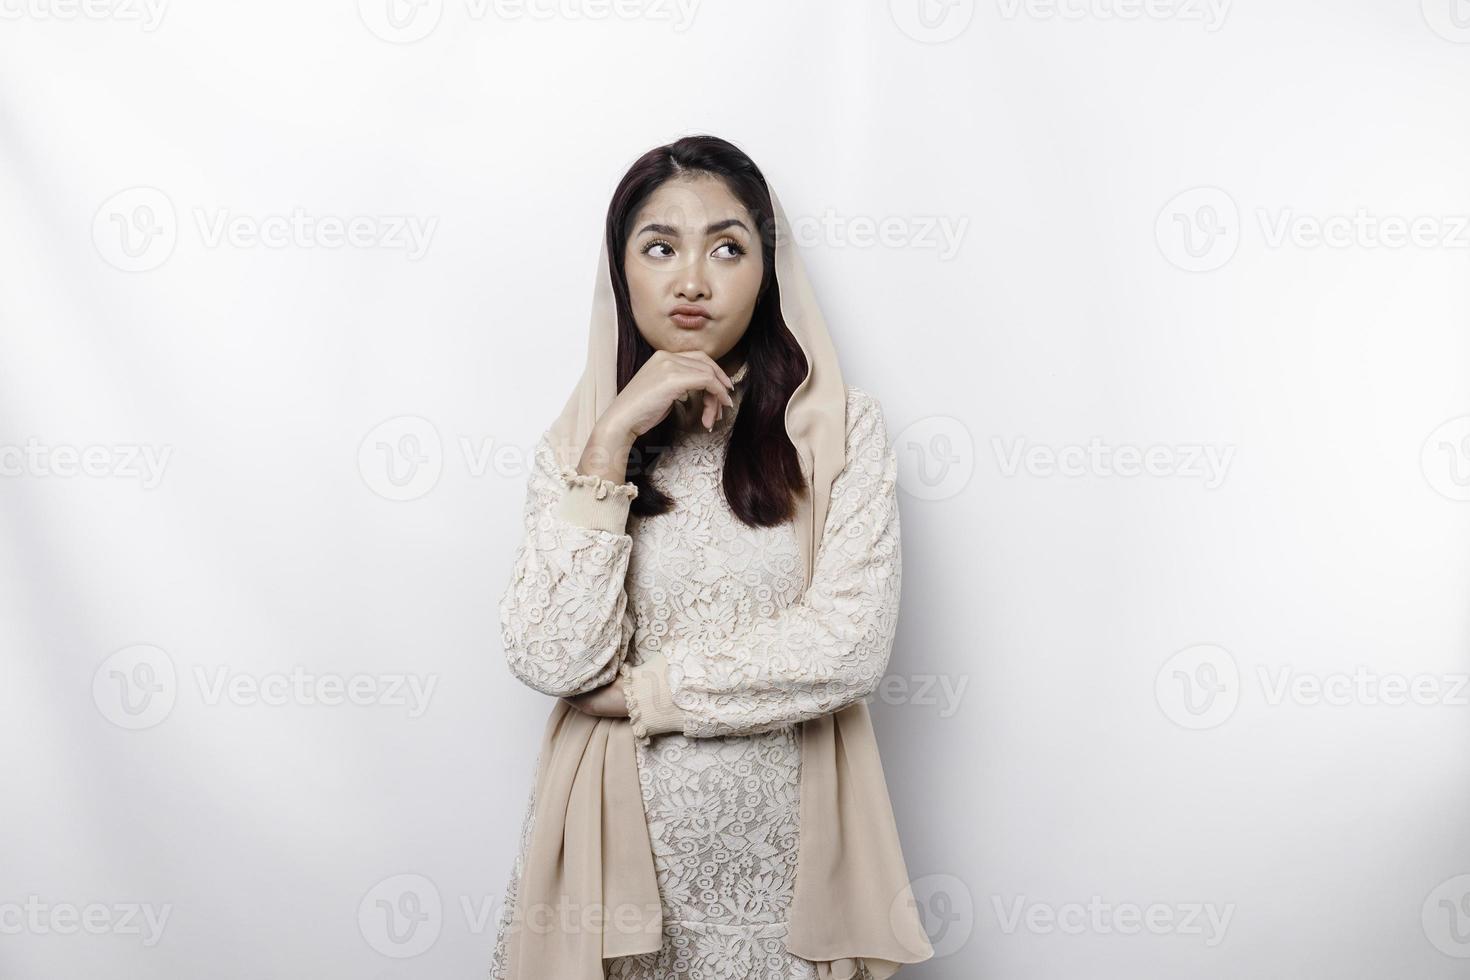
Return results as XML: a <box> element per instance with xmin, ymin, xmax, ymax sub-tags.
<box><xmin>2</xmin><ymin>1</ymin><xmax>1469</xmax><ymax>977</ymax></box>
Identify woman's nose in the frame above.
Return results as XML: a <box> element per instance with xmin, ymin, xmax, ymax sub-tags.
<box><xmin>675</xmin><ymin>271</ymin><xmax>709</xmax><ymax>301</ymax></box>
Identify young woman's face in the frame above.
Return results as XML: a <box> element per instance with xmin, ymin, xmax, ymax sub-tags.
<box><xmin>623</xmin><ymin>175</ymin><xmax>764</xmax><ymax>368</ymax></box>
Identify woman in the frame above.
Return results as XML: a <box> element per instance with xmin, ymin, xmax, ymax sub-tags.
<box><xmin>489</xmin><ymin>135</ymin><xmax>932</xmax><ymax>980</ymax></box>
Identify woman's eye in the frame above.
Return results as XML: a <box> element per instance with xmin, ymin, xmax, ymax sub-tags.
<box><xmin>714</xmin><ymin>241</ymin><xmax>747</xmax><ymax>258</ymax></box>
<box><xmin>642</xmin><ymin>240</ymin><xmax>674</xmax><ymax>258</ymax></box>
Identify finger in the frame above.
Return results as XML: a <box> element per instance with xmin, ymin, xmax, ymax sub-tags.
<box><xmin>672</xmin><ymin>351</ymin><xmax>735</xmax><ymax>393</ymax></box>
<box><xmin>709</xmin><ymin>375</ymin><xmax>734</xmax><ymax>408</ymax></box>
<box><xmin>687</xmin><ymin>369</ymin><xmax>734</xmax><ymax>408</ymax></box>
<box><xmin>670</xmin><ymin>366</ymin><xmax>734</xmax><ymax>412</ymax></box>
<box><xmin>684</xmin><ymin>350</ymin><xmax>735</xmax><ymax>391</ymax></box>
<box><xmin>711</xmin><ymin>358</ymin><xmax>734</xmax><ymax>391</ymax></box>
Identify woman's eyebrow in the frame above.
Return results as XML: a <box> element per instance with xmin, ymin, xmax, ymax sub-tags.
<box><xmin>635</xmin><ymin>218</ymin><xmax>751</xmax><ymax>237</ymax></box>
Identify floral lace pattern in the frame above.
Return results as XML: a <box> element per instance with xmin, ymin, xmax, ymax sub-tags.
<box><xmin>490</xmin><ymin>382</ymin><xmax>899</xmax><ymax>980</ymax></box>
<box><xmin>653</xmin><ymin>387</ymin><xmax>901</xmax><ymax>739</ymax></box>
<box><xmin>496</xmin><ymin>447</ymin><xmax>637</xmax><ymax>698</ymax></box>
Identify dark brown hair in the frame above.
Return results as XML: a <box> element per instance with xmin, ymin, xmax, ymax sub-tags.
<box><xmin>606</xmin><ymin>135</ymin><xmax>809</xmax><ymax>526</ymax></box>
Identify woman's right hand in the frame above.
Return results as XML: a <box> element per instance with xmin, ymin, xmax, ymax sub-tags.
<box><xmin>578</xmin><ymin>351</ymin><xmax>736</xmax><ymax>482</ymax></box>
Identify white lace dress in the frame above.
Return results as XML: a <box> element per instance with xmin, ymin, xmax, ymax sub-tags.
<box><xmin>489</xmin><ymin>369</ymin><xmax>901</xmax><ymax>980</ymax></box>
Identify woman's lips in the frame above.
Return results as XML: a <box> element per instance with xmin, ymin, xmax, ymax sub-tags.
<box><xmin>669</xmin><ymin>306</ymin><xmax>712</xmax><ymax>329</ymax></box>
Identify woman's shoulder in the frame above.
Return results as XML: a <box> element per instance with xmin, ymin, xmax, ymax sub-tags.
<box><xmin>843</xmin><ymin>382</ymin><xmax>881</xmax><ymax>409</ymax></box>
<box><xmin>840</xmin><ymin>383</ymin><xmax>890</xmax><ymax>446</ymax></box>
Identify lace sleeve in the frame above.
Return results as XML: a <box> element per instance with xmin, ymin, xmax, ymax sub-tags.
<box><xmin>622</xmin><ymin>387</ymin><xmax>901</xmax><ymax>740</ymax></box>
<box><xmin>496</xmin><ymin>432</ymin><xmax>638</xmax><ymax>698</ymax></box>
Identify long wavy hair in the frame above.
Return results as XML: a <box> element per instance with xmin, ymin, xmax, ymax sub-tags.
<box><xmin>606</xmin><ymin>135</ymin><xmax>809</xmax><ymax>527</ymax></box>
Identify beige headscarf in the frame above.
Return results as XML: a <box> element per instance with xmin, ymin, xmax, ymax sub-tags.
<box><xmin>501</xmin><ymin>182</ymin><xmax>934</xmax><ymax>980</ymax></box>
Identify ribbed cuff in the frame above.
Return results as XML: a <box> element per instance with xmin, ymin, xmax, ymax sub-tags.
<box><xmin>554</xmin><ymin>467</ymin><xmax>637</xmax><ymax>534</ymax></box>
<box><xmin>618</xmin><ymin>651</ymin><xmax>687</xmax><ymax>741</ymax></box>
